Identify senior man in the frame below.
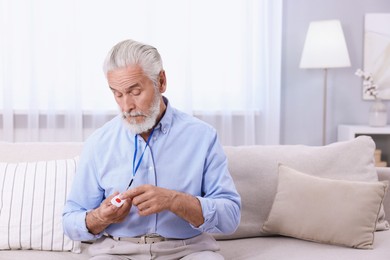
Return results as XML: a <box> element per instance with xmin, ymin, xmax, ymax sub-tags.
<box><xmin>63</xmin><ymin>39</ymin><xmax>241</xmax><ymax>260</ymax></box>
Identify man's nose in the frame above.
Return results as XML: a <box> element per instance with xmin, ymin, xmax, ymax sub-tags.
<box><xmin>121</xmin><ymin>94</ymin><xmax>136</xmax><ymax>112</ymax></box>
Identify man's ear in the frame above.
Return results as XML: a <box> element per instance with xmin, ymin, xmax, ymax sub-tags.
<box><xmin>158</xmin><ymin>70</ymin><xmax>167</xmax><ymax>93</ymax></box>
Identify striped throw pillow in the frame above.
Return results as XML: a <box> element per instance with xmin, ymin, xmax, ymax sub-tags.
<box><xmin>0</xmin><ymin>158</ymin><xmax>81</xmax><ymax>253</ymax></box>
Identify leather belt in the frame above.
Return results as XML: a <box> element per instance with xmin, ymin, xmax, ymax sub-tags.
<box><xmin>106</xmin><ymin>233</ymin><xmax>175</xmax><ymax>244</ymax></box>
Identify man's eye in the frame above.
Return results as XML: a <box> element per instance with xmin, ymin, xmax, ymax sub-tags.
<box><xmin>131</xmin><ymin>89</ymin><xmax>141</xmax><ymax>96</ymax></box>
<box><xmin>113</xmin><ymin>91</ymin><xmax>122</xmax><ymax>97</ymax></box>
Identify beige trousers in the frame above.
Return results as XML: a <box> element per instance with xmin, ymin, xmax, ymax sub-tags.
<box><xmin>88</xmin><ymin>233</ymin><xmax>224</xmax><ymax>260</ymax></box>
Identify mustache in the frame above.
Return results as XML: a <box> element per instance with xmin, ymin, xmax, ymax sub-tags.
<box><xmin>122</xmin><ymin>111</ymin><xmax>147</xmax><ymax>119</ymax></box>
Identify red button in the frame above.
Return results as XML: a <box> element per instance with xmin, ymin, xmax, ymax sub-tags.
<box><xmin>115</xmin><ymin>198</ymin><xmax>121</xmax><ymax>203</ymax></box>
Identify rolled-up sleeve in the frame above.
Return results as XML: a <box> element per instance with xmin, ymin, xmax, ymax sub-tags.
<box><xmin>62</xmin><ymin>141</ymin><xmax>104</xmax><ymax>241</ymax></box>
<box><xmin>192</xmin><ymin>132</ymin><xmax>241</xmax><ymax>234</ymax></box>
<box><xmin>63</xmin><ymin>209</ymin><xmax>102</xmax><ymax>241</ymax></box>
<box><xmin>193</xmin><ymin>197</ymin><xmax>240</xmax><ymax>234</ymax></box>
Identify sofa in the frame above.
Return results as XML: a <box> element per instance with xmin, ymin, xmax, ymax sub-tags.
<box><xmin>0</xmin><ymin>136</ymin><xmax>390</xmax><ymax>260</ymax></box>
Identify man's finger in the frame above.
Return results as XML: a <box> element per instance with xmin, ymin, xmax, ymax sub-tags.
<box><xmin>120</xmin><ymin>186</ymin><xmax>146</xmax><ymax>200</ymax></box>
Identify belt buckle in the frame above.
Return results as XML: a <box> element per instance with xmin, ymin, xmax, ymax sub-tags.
<box><xmin>139</xmin><ymin>234</ymin><xmax>165</xmax><ymax>244</ymax></box>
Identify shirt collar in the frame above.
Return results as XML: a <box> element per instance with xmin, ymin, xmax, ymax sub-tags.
<box><xmin>154</xmin><ymin>96</ymin><xmax>172</xmax><ymax>135</ymax></box>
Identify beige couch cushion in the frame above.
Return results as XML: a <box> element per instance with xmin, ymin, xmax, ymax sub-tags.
<box><xmin>262</xmin><ymin>164</ymin><xmax>387</xmax><ymax>249</ymax></box>
<box><xmin>0</xmin><ymin>142</ymin><xmax>83</xmax><ymax>163</ymax></box>
<box><xmin>216</xmin><ymin>136</ymin><xmax>389</xmax><ymax>240</ymax></box>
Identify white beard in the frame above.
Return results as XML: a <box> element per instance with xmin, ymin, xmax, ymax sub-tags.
<box><xmin>121</xmin><ymin>92</ymin><xmax>161</xmax><ymax>135</ymax></box>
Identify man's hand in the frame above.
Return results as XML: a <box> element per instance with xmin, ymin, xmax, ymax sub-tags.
<box><xmin>121</xmin><ymin>185</ymin><xmax>173</xmax><ymax>215</ymax></box>
<box><xmin>86</xmin><ymin>192</ymin><xmax>132</xmax><ymax>235</ymax></box>
<box><xmin>120</xmin><ymin>184</ymin><xmax>204</xmax><ymax>227</ymax></box>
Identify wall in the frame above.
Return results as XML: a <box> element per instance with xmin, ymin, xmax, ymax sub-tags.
<box><xmin>281</xmin><ymin>0</ymin><xmax>390</xmax><ymax>145</ymax></box>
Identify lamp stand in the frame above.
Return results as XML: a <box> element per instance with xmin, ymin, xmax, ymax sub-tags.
<box><xmin>322</xmin><ymin>68</ymin><xmax>328</xmax><ymax>145</ymax></box>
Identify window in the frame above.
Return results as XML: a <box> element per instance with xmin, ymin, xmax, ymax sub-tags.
<box><xmin>0</xmin><ymin>0</ymin><xmax>282</xmax><ymax>144</ymax></box>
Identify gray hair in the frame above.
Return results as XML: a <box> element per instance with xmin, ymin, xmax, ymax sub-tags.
<box><xmin>103</xmin><ymin>39</ymin><xmax>163</xmax><ymax>85</ymax></box>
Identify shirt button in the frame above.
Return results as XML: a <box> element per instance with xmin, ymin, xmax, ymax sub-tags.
<box><xmin>163</xmin><ymin>128</ymin><xmax>167</xmax><ymax>133</ymax></box>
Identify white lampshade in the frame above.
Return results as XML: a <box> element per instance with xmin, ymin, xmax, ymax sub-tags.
<box><xmin>300</xmin><ymin>20</ymin><xmax>351</xmax><ymax>69</ymax></box>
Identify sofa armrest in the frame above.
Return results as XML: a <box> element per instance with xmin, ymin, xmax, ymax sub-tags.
<box><xmin>377</xmin><ymin>167</ymin><xmax>390</xmax><ymax>222</ymax></box>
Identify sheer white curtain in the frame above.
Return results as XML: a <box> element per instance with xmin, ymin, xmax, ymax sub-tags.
<box><xmin>0</xmin><ymin>0</ymin><xmax>282</xmax><ymax>145</ymax></box>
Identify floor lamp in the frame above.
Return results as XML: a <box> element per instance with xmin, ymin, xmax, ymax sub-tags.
<box><xmin>299</xmin><ymin>20</ymin><xmax>351</xmax><ymax>145</ymax></box>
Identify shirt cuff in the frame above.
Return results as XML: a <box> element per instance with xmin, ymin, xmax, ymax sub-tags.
<box><xmin>66</xmin><ymin>210</ymin><xmax>103</xmax><ymax>241</ymax></box>
<box><xmin>191</xmin><ymin>196</ymin><xmax>220</xmax><ymax>233</ymax></box>
<box><xmin>84</xmin><ymin>210</ymin><xmax>104</xmax><ymax>240</ymax></box>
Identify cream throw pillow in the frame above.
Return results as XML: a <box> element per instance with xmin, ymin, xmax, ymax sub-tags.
<box><xmin>262</xmin><ymin>164</ymin><xmax>388</xmax><ymax>249</ymax></box>
<box><xmin>0</xmin><ymin>158</ymin><xmax>80</xmax><ymax>253</ymax></box>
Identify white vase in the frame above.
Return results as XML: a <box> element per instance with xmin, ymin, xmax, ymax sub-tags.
<box><xmin>369</xmin><ymin>99</ymin><xmax>387</xmax><ymax>127</ymax></box>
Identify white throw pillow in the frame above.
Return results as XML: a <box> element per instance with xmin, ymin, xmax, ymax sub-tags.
<box><xmin>262</xmin><ymin>165</ymin><xmax>388</xmax><ymax>249</ymax></box>
<box><xmin>0</xmin><ymin>158</ymin><xmax>80</xmax><ymax>253</ymax></box>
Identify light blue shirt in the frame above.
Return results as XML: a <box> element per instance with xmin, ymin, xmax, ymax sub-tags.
<box><xmin>63</xmin><ymin>98</ymin><xmax>241</xmax><ymax>241</ymax></box>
